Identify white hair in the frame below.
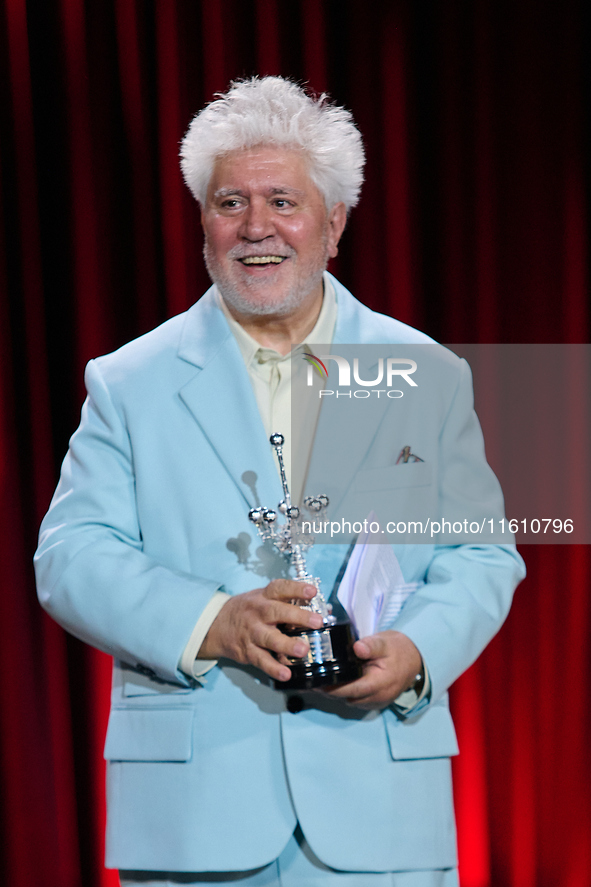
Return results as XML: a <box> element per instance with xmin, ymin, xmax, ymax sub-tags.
<box><xmin>180</xmin><ymin>76</ymin><xmax>365</xmax><ymax>212</ymax></box>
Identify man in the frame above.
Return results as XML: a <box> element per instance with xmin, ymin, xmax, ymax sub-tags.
<box><xmin>35</xmin><ymin>77</ymin><xmax>524</xmax><ymax>886</ymax></box>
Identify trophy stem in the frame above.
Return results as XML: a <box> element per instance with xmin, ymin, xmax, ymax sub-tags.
<box><xmin>291</xmin><ymin>545</ymin><xmax>309</xmax><ymax>582</ymax></box>
<box><xmin>271</xmin><ymin>435</ymin><xmax>291</xmax><ymax>510</ymax></box>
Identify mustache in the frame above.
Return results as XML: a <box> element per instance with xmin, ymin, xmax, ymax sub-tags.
<box><xmin>225</xmin><ymin>243</ymin><xmax>297</xmax><ymax>260</ymax></box>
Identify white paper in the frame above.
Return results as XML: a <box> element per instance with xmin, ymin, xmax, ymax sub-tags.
<box><xmin>336</xmin><ymin>512</ymin><xmax>421</xmax><ymax>638</ymax></box>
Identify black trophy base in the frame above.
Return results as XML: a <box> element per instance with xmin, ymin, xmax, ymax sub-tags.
<box><xmin>274</xmin><ymin>620</ymin><xmax>363</xmax><ymax>691</ymax></box>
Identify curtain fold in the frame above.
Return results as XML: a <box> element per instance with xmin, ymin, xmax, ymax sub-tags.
<box><xmin>2</xmin><ymin>2</ymin><xmax>588</xmax><ymax>885</ymax></box>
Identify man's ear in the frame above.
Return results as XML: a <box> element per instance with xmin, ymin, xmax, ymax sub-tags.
<box><xmin>326</xmin><ymin>202</ymin><xmax>348</xmax><ymax>259</ymax></box>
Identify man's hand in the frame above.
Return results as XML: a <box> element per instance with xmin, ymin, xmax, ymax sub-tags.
<box><xmin>322</xmin><ymin>630</ymin><xmax>423</xmax><ymax>710</ymax></box>
<box><xmin>198</xmin><ymin>580</ymin><xmax>323</xmax><ymax>682</ymax></box>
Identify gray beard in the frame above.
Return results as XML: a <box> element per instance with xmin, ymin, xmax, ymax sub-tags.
<box><xmin>203</xmin><ymin>242</ymin><xmax>328</xmax><ymax>317</ymax></box>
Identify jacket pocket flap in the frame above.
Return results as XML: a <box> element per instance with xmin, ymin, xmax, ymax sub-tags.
<box><xmin>382</xmin><ymin>704</ymin><xmax>459</xmax><ymax>760</ymax></box>
<box><xmin>104</xmin><ymin>708</ymin><xmax>194</xmax><ymax>762</ymax></box>
<box><xmin>353</xmin><ymin>463</ymin><xmax>432</xmax><ymax>492</ymax></box>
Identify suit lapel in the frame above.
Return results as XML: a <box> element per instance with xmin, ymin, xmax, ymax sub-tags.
<box><xmin>177</xmin><ymin>289</ymin><xmax>282</xmax><ymax>511</ymax></box>
<box><xmin>303</xmin><ymin>277</ymin><xmax>394</xmax><ymax>513</ymax></box>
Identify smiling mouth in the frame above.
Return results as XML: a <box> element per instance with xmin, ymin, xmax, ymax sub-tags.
<box><xmin>239</xmin><ymin>255</ymin><xmax>287</xmax><ymax>266</ymax></box>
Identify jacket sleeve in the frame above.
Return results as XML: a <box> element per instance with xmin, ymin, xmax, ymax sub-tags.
<box><xmin>34</xmin><ymin>359</ymin><xmax>223</xmax><ymax>686</ymax></box>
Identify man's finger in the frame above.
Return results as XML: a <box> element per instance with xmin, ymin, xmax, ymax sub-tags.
<box><xmin>265</xmin><ymin>580</ymin><xmax>317</xmax><ymax>602</ymax></box>
<box><xmin>252</xmin><ymin>646</ymin><xmax>292</xmax><ymax>682</ymax></box>
<box><xmin>354</xmin><ymin>635</ymin><xmax>387</xmax><ymax>660</ymax></box>
<box><xmin>275</xmin><ymin>602</ymin><xmax>324</xmax><ymax>631</ymax></box>
<box><xmin>256</xmin><ymin>625</ymin><xmax>311</xmax><ymax>660</ymax></box>
<box><xmin>322</xmin><ymin>673</ymin><xmax>377</xmax><ymax>699</ymax></box>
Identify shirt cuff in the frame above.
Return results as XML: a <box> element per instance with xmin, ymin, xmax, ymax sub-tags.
<box><xmin>179</xmin><ymin>591</ymin><xmax>231</xmax><ymax>681</ymax></box>
<box><xmin>392</xmin><ymin>661</ymin><xmax>431</xmax><ymax>713</ymax></box>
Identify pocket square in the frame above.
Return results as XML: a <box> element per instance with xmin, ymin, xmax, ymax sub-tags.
<box><xmin>396</xmin><ymin>445</ymin><xmax>424</xmax><ymax>464</ymax></box>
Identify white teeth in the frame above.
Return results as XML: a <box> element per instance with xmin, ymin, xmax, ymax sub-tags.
<box><xmin>241</xmin><ymin>255</ymin><xmax>285</xmax><ymax>264</ymax></box>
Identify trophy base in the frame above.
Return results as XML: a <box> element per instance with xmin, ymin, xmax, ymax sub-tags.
<box><xmin>274</xmin><ymin>621</ymin><xmax>363</xmax><ymax>691</ymax></box>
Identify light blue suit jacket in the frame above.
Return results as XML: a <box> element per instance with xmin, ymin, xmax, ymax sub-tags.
<box><xmin>35</xmin><ymin>275</ymin><xmax>525</xmax><ymax>873</ymax></box>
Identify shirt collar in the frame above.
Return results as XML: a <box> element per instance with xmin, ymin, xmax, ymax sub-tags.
<box><xmin>217</xmin><ymin>271</ymin><xmax>337</xmax><ymax>367</ymax></box>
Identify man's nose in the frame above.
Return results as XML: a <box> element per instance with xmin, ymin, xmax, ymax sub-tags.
<box><xmin>238</xmin><ymin>199</ymin><xmax>275</xmax><ymax>241</ymax></box>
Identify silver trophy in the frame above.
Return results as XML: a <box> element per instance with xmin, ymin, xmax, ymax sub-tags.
<box><xmin>249</xmin><ymin>433</ymin><xmax>362</xmax><ymax>690</ymax></box>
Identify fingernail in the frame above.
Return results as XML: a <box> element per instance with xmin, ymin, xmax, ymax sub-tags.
<box><xmin>304</xmin><ymin>585</ymin><xmax>316</xmax><ymax>597</ymax></box>
<box><xmin>277</xmin><ymin>667</ymin><xmax>291</xmax><ymax>682</ymax></box>
<box><xmin>310</xmin><ymin>614</ymin><xmax>323</xmax><ymax>629</ymax></box>
<box><xmin>293</xmin><ymin>642</ymin><xmax>308</xmax><ymax>657</ymax></box>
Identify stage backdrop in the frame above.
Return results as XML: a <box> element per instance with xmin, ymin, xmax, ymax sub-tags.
<box><xmin>1</xmin><ymin>2</ymin><xmax>589</xmax><ymax>886</ymax></box>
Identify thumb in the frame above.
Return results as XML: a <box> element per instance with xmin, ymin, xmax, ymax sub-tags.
<box><xmin>354</xmin><ymin>634</ymin><xmax>386</xmax><ymax>660</ymax></box>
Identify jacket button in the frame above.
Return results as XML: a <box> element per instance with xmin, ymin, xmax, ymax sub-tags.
<box><xmin>287</xmin><ymin>695</ymin><xmax>305</xmax><ymax>714</ymax></box>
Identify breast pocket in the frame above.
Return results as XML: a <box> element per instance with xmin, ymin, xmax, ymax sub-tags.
<box><xmin>353</xmin><ymin>462</ymin><xmax>432</xmax><ymax>492</ymax></box>
<box><xmin>340</xmin><ymin>463</ymin><xmax>435</xmax><ymax>539</ymax></box>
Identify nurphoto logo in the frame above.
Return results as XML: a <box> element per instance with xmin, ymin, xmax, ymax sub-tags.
<box><xmin>304</xmin><ymin>354</ymin><xmax>418</xmax><ymax>399</ymax></box>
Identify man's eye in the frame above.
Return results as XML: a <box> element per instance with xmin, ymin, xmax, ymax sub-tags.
<box><xmin>272</xmin><ymin>199</ymin><xmax>293</xmax><ymax>209</ymax></box>
<box><xmin>220</xmin><ymin>199</ymin><xmax>241</xmax><ymax>209</ymax></box>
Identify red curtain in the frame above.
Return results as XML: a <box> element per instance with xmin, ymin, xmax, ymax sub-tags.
<box><xmin>1</xmin><ymin>2</ymin><xmax>589</xmax><ymax>885</ymax></box>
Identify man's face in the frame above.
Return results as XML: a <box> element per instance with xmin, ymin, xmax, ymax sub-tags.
<box><xmin>201</xmin><ymin>146</ymin><xmax>346</xmax><ymax>317</ymax></box>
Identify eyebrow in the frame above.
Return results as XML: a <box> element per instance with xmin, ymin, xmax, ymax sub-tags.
<box><xmin>212</xmin><ymin>186</ymin><xmax>305</xmax><ymax>199</ymax></box>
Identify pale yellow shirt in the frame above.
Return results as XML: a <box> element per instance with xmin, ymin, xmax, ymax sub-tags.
<box><xmin>218</xmin><ymin>274</ymin><xmax>337</xmax><ymax>501</ymax></box>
